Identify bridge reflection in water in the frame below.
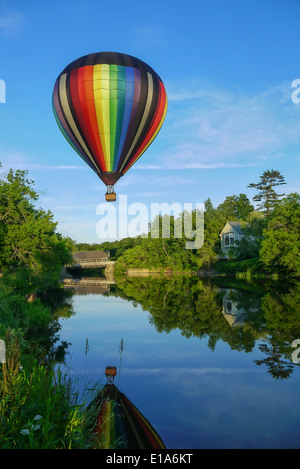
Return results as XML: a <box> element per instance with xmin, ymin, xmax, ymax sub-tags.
<box><xmin>63</xmin><ymin>250</ymin><xmax>116</xmax><ymax>294</ymax></box>
<box><xmin>63</xmin><ymin>277</ymin><xmax>115</xmax><ymax>295</ymax></box>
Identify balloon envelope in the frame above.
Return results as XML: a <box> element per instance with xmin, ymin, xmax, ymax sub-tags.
<box><xmin>52</xmin><ymin>52</ymin><xmax>167</xmax><ymax>194</ymax></box>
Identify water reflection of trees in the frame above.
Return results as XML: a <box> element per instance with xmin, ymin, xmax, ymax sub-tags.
<box><xmin>114</xmin><ymin>276</ymin><xmax>300</xmax><ymax>379</ymax></box>
<box><xmin>254</xmin><ymin>284</ymin><xmax>300</xmax><ymax>380</ymax></box>
<box><xmin>44</xmin><ymin>276</ymin><xmax>300</xmax><ymax>380</ymax></box>
<box><xmin>34</xmin><ymin>286</ymin><xmax>75</xmax><ymax>365</ymax></box>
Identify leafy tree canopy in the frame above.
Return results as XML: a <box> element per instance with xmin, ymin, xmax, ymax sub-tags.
<box><xmin>259</xmin><ymin>193</ymin><xmax>300</xmax><ymax>277</ymax></box>
<box><xmin>0</xmin><ymin>164</ymin><xmax>73</xmax><ymax>284</ymax></box>
<box><xmin>217</xmin><ymin>193</ymin><xmax>254</xmax><ymax>221</ymax></box>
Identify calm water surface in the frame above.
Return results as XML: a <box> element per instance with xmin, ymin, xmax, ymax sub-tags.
<box><xmin>55</xmin><ymin>276</ymin><xmax>300</xmax><ymax>449</ymax></box>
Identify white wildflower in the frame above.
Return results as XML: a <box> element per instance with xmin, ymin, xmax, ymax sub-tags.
<box><xmin>20</xmin><ymin>429</ymin><xmax>30</xmax><ymax>436</ymax></box>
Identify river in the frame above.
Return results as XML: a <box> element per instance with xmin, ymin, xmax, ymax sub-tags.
<box><xmin>51</xmin><ymin>274</ymin><xmax>300</xmax><ymax>449</ymax></box>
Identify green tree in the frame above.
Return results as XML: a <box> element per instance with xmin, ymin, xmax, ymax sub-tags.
<box><xmin>196</xmin><ymin>198</ymin><xmax>226</xmax><ymax>267</ymax></box>
<box><xmin>230</xmin><ymin>214</ymin><xmax>266</xmax><ymax>260</ymax></box>
<box><xmin>235</xmin><ymin>193</ymin><xmax>255</xmax><ymax>220</ymax></box>
<box><xmin>259</xmin><ymin>193</ymin><xmax>300</xmax><ymax>276</ymax></box>
<box><xmin>247</xmin><ymin>169</ymin><xmax>286</xmax><ymax>214</ymax></box>
<box><xmin>0</xmin><ymin>165</ymin><xmax>73</xmax><ymax>283</ymax></box>
<box><xmin>217</xmin><ymin>193</ymin><xmax>254</xmax><ymax>221</ymax></box>
<box><xmin>217</xmin><ymin>195</ymin><xmax>239</xmax><ymax>220</ymax></box>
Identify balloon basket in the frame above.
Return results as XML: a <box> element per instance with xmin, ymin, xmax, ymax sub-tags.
<box><xmin>105</xmin><ymin>192</ymin><xmax>116</xmax><ymax>202</ymax></box>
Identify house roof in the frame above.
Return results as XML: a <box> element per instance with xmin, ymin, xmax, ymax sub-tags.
<box><xmin>228</xmin><ymin>221</ymin><xmax>244</xmax><ymax>234</ymax></box>
<box><xmin>220</xmin><ymin>221</ymin><xmax>244</xmax><ymax>236</ymax></box>
<box><xmin>72</xmin><ymin>251</ymin><xmax>110</xmax><ymax>260</ymax></box>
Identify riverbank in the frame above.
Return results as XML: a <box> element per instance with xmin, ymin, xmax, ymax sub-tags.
<box><xmin>126</xmin><ymin>267</ymin><xmax>177</xmax><ymax>278</ymax></box>
<box><xmin>123</xmin><ymin>258</ymin><xmax>280</xmax><ymax>281</ymax></box>
<box><xmin>210</xmin><ymin>258</ymin><xmax>283</xmax><ymax>280</ymax></box>
<box><xmin>0</xmin><ymin>273</ymin><xmax>100</xmax><ymax>449</ymax></box>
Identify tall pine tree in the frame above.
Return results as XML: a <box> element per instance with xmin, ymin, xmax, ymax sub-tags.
<box><xmin>248</xmin><ymin>169</ymin><xmax>286</xmax><ymax>215</ymax></box>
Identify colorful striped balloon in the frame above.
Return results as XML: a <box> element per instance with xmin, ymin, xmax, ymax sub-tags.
<box><xmin>94</xmin><ymin>383</ymin><xmax>166</xmax><ymax>449</ymax></box>
<box><xmin>52</xmin><ymin>52</ymin><xmax>168</xmax><ymax>200</ymax></box>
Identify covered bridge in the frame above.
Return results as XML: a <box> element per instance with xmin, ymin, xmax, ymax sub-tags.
<box><xmin>68</xmin><ymin>251</ymin><xmax>110</xmax><ymax>268</ymax></box>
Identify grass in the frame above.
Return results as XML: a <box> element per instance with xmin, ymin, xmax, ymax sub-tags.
<box><xmin>0</xmin><ymin>332</ymin><xmax>128</xmax><ymax>449</ymax></box>
<box><xmin>0</xmin><ymin>333</ymin><xmax>99</xmax><ymax>449</ymax></box>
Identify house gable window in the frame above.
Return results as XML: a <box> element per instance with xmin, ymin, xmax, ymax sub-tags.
<box><xmin>224</xmin><ymin>233</ymin><xmax>235</xmax><ymax>248</ymax></box>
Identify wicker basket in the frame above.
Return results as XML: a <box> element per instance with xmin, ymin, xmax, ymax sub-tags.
<box><xmin>105</xmin><ymin>192</ymin><xmax>116</xmax><ymax>202</ymax></box>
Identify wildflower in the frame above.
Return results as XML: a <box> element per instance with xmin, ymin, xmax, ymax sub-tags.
<box><xmin>20</xmin><ymin>429</ymin><xmax>30</xmax><ymax>436</ymax></box>
<box><xmin>20</xmin><ymin>417</ymin><xmax>42</xmax><ymax>436</ymax></box>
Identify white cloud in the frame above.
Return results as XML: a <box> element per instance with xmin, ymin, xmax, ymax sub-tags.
<box><xmin>20</xmin><ymin>164</ymin><xmax>83</xmax><ymax>171</ymax></box>
<box><xmin>124</xmin><ymin>366</ymin><xmax>259</xmax><ymax>376</ymax></box>
<box><xmin>0</xmin><ymin>8</ymin><xmax>24</xmax><ymax>38</ymax></box>
<box><xmin>0</xmin><ymin>159</ymin><xmax>84</xmax><ymax>172</ymax></box>
<box><xmin>156</xmin><ymin>80</ymin><xmax>300</xmax><ymax>170</ymax></box>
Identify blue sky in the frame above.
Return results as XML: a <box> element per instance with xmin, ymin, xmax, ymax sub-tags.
<box><xmin>0</xmin><ymin>0</ymin><xmax>300</xmax><ymax>243</ymax></box>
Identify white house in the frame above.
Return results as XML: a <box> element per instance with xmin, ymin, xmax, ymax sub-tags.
<box><xmin>219</xmin><ymin>221</ymin><xmax>244</xmax><ymax>258</ymax></box>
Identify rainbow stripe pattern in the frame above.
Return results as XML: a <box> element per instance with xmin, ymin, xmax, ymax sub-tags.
<box><xmin>52</xmin><ymin>52</ymin><xmax>168</xmax><ymax>187</ymax></box>
<box><xmin>94</xmin><ymin>384</ymin><xmax>165</xmax><ymax>449</ymax></box>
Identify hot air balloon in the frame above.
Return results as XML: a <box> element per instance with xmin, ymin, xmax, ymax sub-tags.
<box><xmin>52</xmin><ymin>52</ymin><xmax>167</xmax><ymax>201</ymax></box>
